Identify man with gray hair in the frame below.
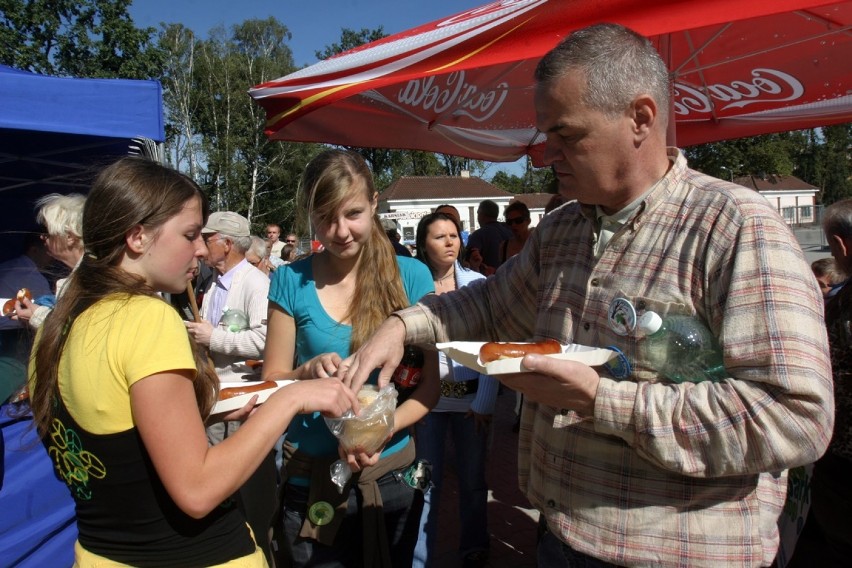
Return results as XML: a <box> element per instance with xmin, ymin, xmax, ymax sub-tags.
<box><xmin>343</xmin><ymin>23</ymin><xmax>832</xmax><ymax>567</ymax></box>
<box><xmin>185</xmin><ymin>211</ymin><xmax>269</xmax><ymax>383</ymax></box>
<box><xmin>185</xmin><ymin>211</ymin><xmax>274</xmax><ymax>562</ymax></box>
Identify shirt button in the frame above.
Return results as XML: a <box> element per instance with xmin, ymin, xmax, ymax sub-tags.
<box><xmin>560</xmin><ymin>409</ymin><xmax>568</xmax><ymax>416</ymax></box>
<box><xmin>590</xmin><ymin>278</ymin><xmax>599</xmax><ymax>287</ymax></box>
<box><xmin>547</xmin><ymin>499</ymin><xmax>556</xmax><ymax>508</ymax></box>
<box><xmin>583</xmin><ymin>322</ymin><xmax>590</xmax><ymax>331</ymax></box>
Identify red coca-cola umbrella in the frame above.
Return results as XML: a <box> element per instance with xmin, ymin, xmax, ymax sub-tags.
<box><xmin>250</xmin><ymin>0</ymin><xmax>852</xmax><ymax>165</ymax></box>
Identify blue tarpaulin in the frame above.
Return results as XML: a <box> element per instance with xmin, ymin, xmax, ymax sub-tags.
<box><xmin>0</xmin><ymin>65</ymin><xmax>164</xmax><ymax>566</ymax></box>
<box><xmin>0</xmin><ymin>65</ymin><xmax>165</xmax><ymax>262</ymax></box>
<box><xmin>0</xmin><ymin>404</ymin><xmax>76</xmax><ymax>567</ymax></box>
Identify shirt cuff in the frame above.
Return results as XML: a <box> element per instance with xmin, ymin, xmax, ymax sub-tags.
<box><xmin>593</xmin><ymin>377</ymin><xmax>638</xmax><ymax>444</ymax></box>
<box><xmin>395</xmin><ymin>305</ymin><xmax>435</xmax><ymax>345</ymax></box>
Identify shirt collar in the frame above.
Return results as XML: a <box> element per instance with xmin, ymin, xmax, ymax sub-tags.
<box><xmin>217</xmin><ymin>258</ymin><xmax>248</xmax><ymax>290</ymax></box>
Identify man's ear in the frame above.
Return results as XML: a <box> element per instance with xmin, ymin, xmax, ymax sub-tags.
<box><xmin>630</xmin><ymin>94</ymin><xmax>657</xmax><ymax>141</ymax></box>
<box><xmin>125</xmin><ymin>225</ymin><xmax>147</xmax><ymax>254</ymax></box>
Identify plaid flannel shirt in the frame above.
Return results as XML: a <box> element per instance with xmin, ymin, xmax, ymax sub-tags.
<box><xmin>397</xmin><ymin>149</ymin><xmax>833</xmax><ymax>567</ymax></box>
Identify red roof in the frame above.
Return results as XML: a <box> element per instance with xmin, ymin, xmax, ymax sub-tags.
<box><xmin>733</xmin><ymin>174</ymin><xmax>819</xmax><ymax>192</ymax></box>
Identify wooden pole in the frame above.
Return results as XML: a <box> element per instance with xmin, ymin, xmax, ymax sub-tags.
<box><xmin>186</xmin><ymin>280</ymin><xmax>201</xmax><ymax>323</ymax></box>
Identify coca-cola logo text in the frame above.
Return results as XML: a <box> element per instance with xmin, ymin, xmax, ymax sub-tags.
<box><xmin>674</xmin><ymin>68</ymin><xmax>804</xmax><ymax>116</ymax></box>
<box><xmin>397</xmin><ymin>71</ymin><xmax>509</xmax><ymax>122</ymax></box>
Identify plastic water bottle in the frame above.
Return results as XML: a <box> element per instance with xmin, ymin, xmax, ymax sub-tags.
<box><xmin>637</xmin><ymin>311</ymin><xmax>726</xmax><ymax>383</ymax></box>
<box><xmin>220</xmin><ymin>307</ymin><xmax>249</xmax><ymax>332</ymax></box>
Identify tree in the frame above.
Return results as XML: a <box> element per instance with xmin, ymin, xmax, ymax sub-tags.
<box><xmin>314</xmin><ymin>27</ymin><xmax>386</xmax><ymax>61</ymax></box>
<box><xmin>159</xmin><ymin>23</ymin><xmax>201</xmax><ymax>178</ymax></box>
<box><xmin>0</xmin><ymin>0</ymin><xmax>162</xmax><ymax>79</ymax></box>
<box><xmin>490</xmin><ymin>158</ymin><xmax>556</xmax><ymax>194</ymax></box>
<box><xmin>684</xmin><ymin>134</ymin><xmax>797</xmax><ymax>181</ymax></box>
<box><xmin>819</xmin><ymin>124</ymin><xmax>852</xmax><ymax>205</ymax></box>
<box><xmin>157</xmin><ymin>17</ymin><xmax>322</xmax><ymax>233</ymax></box>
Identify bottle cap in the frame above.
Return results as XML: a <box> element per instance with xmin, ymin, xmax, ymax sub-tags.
<box><xmin>308</xmin><ymin>501</ymin><xmax>334</xmax><ymax>526</ymax></box>
<box><xmin>637</xmin><ymin>311</ymin><xmax>663</xmax><ymax>335</ymax></box>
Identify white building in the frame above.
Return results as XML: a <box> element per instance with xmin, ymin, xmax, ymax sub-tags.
<box><xmin>378</xmin><ymin>172</ymin><xmax>562</xmax><ymax>242</ymax></box>
<box><xmin>733</xmin><ymin>174</ymin><xmax>820</xmax><ymax>225</ymax></box>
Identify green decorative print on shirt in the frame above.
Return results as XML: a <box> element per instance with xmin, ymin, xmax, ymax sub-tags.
<box><xmin>48</xmin><ymin>418</ymin><xmax>106</xmax><ymax>500</ymax></box>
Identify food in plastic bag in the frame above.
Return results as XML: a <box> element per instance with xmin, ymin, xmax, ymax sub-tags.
<box><xmin>325</xmin><ymin>385</ymin><xmax>396</xmax><ymax>455</ymax></box>
<box><xmin>325</xmin><ymin>384</ymin><xmax>398</xmax><ymax>492</ymax></box>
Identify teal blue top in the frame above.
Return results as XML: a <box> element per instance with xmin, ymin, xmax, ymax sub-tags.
<box><xmin>269</xmin><ymin>254</ymin><xmax>433</xmax><ymax>465</ymax></box>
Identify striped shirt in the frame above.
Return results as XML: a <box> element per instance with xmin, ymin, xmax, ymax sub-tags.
<box><xmin>396</xmin><ymin>149</ymin><xmax>833</xmax><ymax>567</ymax></box>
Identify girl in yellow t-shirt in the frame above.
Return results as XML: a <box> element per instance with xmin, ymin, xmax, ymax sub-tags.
<box><xmin>28</xmin><ymin>157</ymin><xmax>358</xmax><ymax>568</ymax></box>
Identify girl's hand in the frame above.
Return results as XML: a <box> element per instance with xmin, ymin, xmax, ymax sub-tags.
<box><xmin>208</xmin><ymin>394</ymin><xmax>260</xmax><ymax>423</ymax></box>
<box><xmin>299</xmin><ymin>352</ymin><xmax>343</xmax><ymax>380</ymax></box>
<box><xmin>283</xmin><ymin>376</ymin><xmax>358</xmax><ymax>417</ymax></box>
<box><xmin>338</xmin><ymin>437</ymin><xmax>389</xmax><ymax>472</ymax></box>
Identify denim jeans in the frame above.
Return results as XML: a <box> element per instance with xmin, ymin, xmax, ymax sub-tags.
<box><xmin>412</xmin><ymin>411</ymin><xmax>489</xmax><ymax>567</ymax></box>
<box><xmin>538</xmin><ymin>530</ymin><xmax>621</xmax><ymax>568</ymax></box>
<box><xmin>278</xmin><ymin>467</ymin><xmax>423</xmax><ymax>567</ymax></box>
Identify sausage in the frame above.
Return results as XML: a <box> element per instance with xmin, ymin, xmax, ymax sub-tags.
<box><xmin>219</xmin><ymin>380</ymin><xmax>277</xmax><ymax>400</ymax></box>
<box><xmin>479</xmin><ymin>339</ymin><xmax>562</xmax><ymax>363</ymax></box>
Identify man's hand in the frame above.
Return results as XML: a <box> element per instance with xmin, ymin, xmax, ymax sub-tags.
<box><xmin>184</xmin><ymin>319</ymin><xmax>214</xmax><ymax>346</ymax></box>
<box><xmin>340</xmin><ymin>316</ymin><xmax>406</xmax><ymax>392</ymax></box>
<box><xmin>497</xmin><ymin>354</ymin><xmax>600</xmax><ymax>417</ymax></box>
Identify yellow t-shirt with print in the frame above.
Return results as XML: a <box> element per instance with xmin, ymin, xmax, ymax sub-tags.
<box><xmin>32</xmin><ymin>294</ymin><xmax>196</xmax><ymax>434</ymax></box>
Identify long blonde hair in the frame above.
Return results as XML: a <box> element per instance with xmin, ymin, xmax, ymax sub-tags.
<box><xmin>299</xmin><ymin>150</ymin><xmax>409</xmax><ymax>351</ymax></box>
<box><xmin>31</xmin><ymin>158</ymin><xmax>219</xmax><ymax>436</ymax></box>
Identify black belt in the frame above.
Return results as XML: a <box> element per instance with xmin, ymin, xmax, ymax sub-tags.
<box><xmin>440</xmin><ymin>379</ymin><xmax>478</xmax><ymax>398</ymax></box>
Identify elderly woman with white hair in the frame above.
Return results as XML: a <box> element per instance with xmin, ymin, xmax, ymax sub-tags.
<box><xmin>15</xmin><ymin>193</ymin><xmax>86</xmax><ymax>328</ymax></box>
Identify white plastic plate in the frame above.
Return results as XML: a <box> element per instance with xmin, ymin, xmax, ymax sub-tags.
<box><xmin>435</xmin><ymin>341</ymin><xmax>616</xmax><ymax>375</ymax></box>
<box><xmin>211</xmin><ymin>379</ymin><xmax>294</xmax><ymax>414</ymax></box>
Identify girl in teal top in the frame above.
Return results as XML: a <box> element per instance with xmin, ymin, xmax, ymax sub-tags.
<box><xmin>263</xmin><ymin>149</ymin><xmax>437</xmax><ymax>567</ymax></box>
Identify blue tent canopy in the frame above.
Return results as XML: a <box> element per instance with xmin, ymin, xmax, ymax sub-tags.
<box><xmin>0</xmin><ymin>66</ymin><xmax>165</xmax><ymax>566</ymax></box>
<box><xmin>0</xmin><ymin>64</ymin><xmax>165</xmax><ymax>260</ymax></box>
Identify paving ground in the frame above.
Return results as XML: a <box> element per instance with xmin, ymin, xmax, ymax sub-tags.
<box><xmin>434</xmin><ymin>389</ymin><xmax>539</xmax><ymax>568</ymax></box>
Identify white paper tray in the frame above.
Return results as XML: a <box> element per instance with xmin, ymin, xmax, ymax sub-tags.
<box><xmin>436</xmin><ymin>341</ymin><xmax>616</xmax><ymax>375</ymax></box>
<box><xmin>212</xmin><ymin>379</ymin><xmax>294</xmax><ymax>414</ymax></box>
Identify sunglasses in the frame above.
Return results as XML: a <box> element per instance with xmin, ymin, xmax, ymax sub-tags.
<box><xmin>505</xmin><ymin>216</ymin><xmax>527</xmax><ymax>226</ymax></box>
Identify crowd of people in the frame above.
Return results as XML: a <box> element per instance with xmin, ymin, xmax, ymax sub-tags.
<box><xmin>3</xmin><ymin>21</ymin><xmax>848</xmax><ymax>568</ymax></box>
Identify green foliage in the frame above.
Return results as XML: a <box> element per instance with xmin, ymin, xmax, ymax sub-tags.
<box><xmin>818</xmin><ymin>124</ymin><xmax>852</xmax><ymax>205</ymax></box>
<box><xmin>314</xmin><ymin>27</ymin><xmax>386</xmax><ymax>61</ymax></box>
<box><xmin>157</xmin><ymin>17</ymin><xmax>325</xmax><ymax>234</ymax></box>
<box><xmin>684</xmin><ymin>133</ymin><xmax>797</xmax><ymax>181</ymax></box>
<box><xmin>490</xmin><ymin>158</ymin><xmax>556</xmax><ymax>194</ymax></box>
<box><xmin>0</xmin><ymin>0</ymin><xmax>162</xmax><ymax>78</ymax></box>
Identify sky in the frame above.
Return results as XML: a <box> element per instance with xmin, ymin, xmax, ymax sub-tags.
<box><xmin>128</xmin><ymin>0</ymin><xmax>525</xmax><ymax>176</ymax></box>
<box><xmin>128</xmin><ymin>0</ymin><xmax>488</xmax><ymax>69</ymax></box>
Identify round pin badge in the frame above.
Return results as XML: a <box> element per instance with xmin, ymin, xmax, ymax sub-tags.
<box><xmin>308</xmin><ymin>501</ymin><xmax>334</xmax><ymax>526</ymax></box>
<box><xmin>608</xmin><ymin>297</ymin><xmax>637</xmax><ymax>336</ymax></box>
<box><xmin>603</xmin><ymin>346</ymin><xmax>632</xmax><ymax>380</ymax></box>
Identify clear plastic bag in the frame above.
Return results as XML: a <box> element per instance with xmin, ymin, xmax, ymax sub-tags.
<box><xmin>324</xmin><ymin>384</ymin><xmax>398</xmax><ymax>492</ymax></box>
